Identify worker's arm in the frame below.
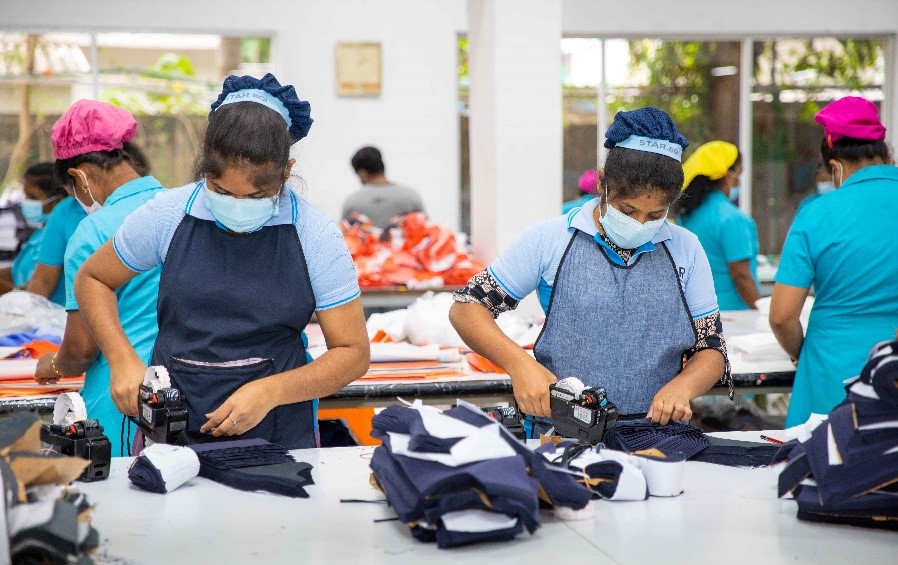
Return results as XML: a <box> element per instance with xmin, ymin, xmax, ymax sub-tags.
<box><xmin>25</xmin><ymin>264</ymin><xmax>63</xmax><ymax>298</ymax></box>
<box><xmin>0</xmin><ymin>267</ymin><xmax>14</xmax><ymax>294</ymax></box>
<box><xmin>728</xmin><ymin>259</ymin><xmax>760</xmax><ymax>309</ymax></box>
<box><xmin>769</xmin><ymin>283</ymin><xmax>809</xmax><ymax>361</ymax></box>
<box><xmin>449</xmin><ymin>301</ymin><xmax>557</xmax><ymax>417</ymax></box>
<box><xmin>648</xmin><ymin>349</ymin><xmax>724</xmax><ymax>425</ymax></box>
<box><xmin>34</xmin><ymin>311</ymin><xmax>100</xmax><ymax>382</ymax></box>
<box><xmin>202</xmin><ymin>299</ymin><xmax>371</xmax><ymax>436</ymax></box>
<box><xmin>73</xmin><ymin>242</ymin><xmax>143</xmax><ymax>415</ymax></box>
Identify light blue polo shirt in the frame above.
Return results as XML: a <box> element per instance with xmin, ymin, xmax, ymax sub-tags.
<box><xmin>488</xmin><ymin>198</ymin><xmax>719</xmax><ymax>318</ymax></box>
<box><xmin>11</xmin><ymin>228</ymin><xmax>44</xmax><ymax>289</ymax></box>
<box><xmin>34</xmin><ymin>197</ymin><xmax>87</xmax><ymax>305</ymax></box>
<box><xmin>678</xmin><ymin>190</ymin><xmax>760</xmax><ymax>310</ymax></box>
<box><xmin>111</xmin><ymin>182</ymin><xmax>360</xmax><ymax>311</ymax></box>
<box><xmin>776</xmin><ymin>164</ymin><xmax>898</xmax><ymax>426</ymax></box>
<box><xmin>65</xmin><ymin>175</ymin><xmax>165</xmax><ymax>456</ymax></box>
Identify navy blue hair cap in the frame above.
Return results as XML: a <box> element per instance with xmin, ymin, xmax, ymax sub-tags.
<box><xmin>604</xmin><ymin>107</ymin><xmax>689</xmax><ymax>154</ymax></box>
<box><xmin>211</xmin><ymin>73</ymin><xmax>313</xmax><ymax>143</ymax></box>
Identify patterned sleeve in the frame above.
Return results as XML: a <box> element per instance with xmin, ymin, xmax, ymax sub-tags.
<box><xmin>685</xmin><ymin>311</ymin><xmax>733</xmax><ymax>399</ymax></box>
<box><xmin>452</xmin><ymin>269</ymin><xmax>520</xmax><ymax>319</ymax></box>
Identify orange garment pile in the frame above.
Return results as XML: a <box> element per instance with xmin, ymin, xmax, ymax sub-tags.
<box><xmin>0</xmin><ymin>341</ymin><xmax>83</xmax><ymax>398</ymax></box>
<box><xmin>359</xmin><ymin>332</ymin><xmax>466</xmax><ymax>381</ymax></box>
<box><xmin>342</xmin><ymin>212</ymin><xmax>484</xmax><ymax>288</ymax></box>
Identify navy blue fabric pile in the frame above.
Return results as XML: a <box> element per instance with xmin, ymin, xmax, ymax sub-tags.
<box><xmin>369</xmin><ymin>403</ymin><xmax>590</xmax><ymax>548</ymax></box>
<box><xmin>603</xmin><ymin>418</ymin><xmax>710</xmax><ymax>459</ymax></box>
<box><xmin>187</xmin><ymin>438</ymin><xmax>314</xmax><ymax>498</ymax></box>
<box><xmin>776</xmin><ymin>338</ymin><xmax>898</xmax><ymax>530</ymax></box>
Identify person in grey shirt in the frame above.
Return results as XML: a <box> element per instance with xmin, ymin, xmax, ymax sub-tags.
<box><xmin>342</xmin><ymin>146</ymin><xmax>425</xmax><ymax>229</ymax></box>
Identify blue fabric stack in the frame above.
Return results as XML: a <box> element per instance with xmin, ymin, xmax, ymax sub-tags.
<box><xmin>369</xmin><ymin>401</ymin><xmax>591</xmax><ymax>548</ymax></box>
<box><xmin>776</xmin><ymin>338</ymin><xmax>898</xmax><ymax>530</ymax></box>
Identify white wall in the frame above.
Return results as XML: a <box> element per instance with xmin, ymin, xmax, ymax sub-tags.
<box><xmin>0</xmin><ymin>0</ymin><xmax>467</xmax><ymax>229</ymax></box>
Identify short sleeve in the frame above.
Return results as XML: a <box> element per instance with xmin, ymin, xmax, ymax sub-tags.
<box><xmin>304</xmin><ymin>221</ymin><xmax>361</xmax><ymax>310</ymax></box>
<box><xmin>720</xmin><ymin>215</ymin><xmax>757</xmax><ymax>263</ymax></box>
<box><xmin>487</xmin><ymin>224</ymin><xmax>549</xmax><ymax>301</ymax></box>
<box><xmin>112</xmin><ymin>194</ymin><xmax>181</xmax><ymax>273</ymax></box>
<box><xmin>775</xmin><ymin>216</ymin><xmax>814</xmax><ymax>289</ymax></box>
<box><xmin>64</xmin><ymin>226</ymin><xmax>101</xmax><ymax>311</ymax></box>
<box><xmin>683</xmin><ymin>236</ymin><xmax>720</xmax><ymax>318</ymax></box>
<box><xmin>37</xmin><ymin>201</ymin><xmax>81</xmax><ymax>267</ymax></box>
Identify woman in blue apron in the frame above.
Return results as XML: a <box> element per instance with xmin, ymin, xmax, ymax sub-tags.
<box><xmin>771</xmin><ymin>96</ymin><xmax>898</xmax><ymax>426</ymax></box>
<box><xmin>451</xmin><ymin>108</ymin><xmax>731</xmax><ymax>431</ymax></box>
<box><xmin>73</xmin><ymin>74</ymin><xmax>370</xmax><ymax>449</ymax></box>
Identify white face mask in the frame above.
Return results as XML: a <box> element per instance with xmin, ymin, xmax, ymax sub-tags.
<box><xmin>599</xmin><ymin>192</ymin><xmax>668</xmax><ymax>250</ymax></box>
<box><xmin>831</xmin><ymin>161</ymin><xmax>845</xmax><ymax>189</ymax></box>
<box><xmin>73</xmin><ymin>170</ymin><xmax>101</xmax><ymax>215</ymax></box>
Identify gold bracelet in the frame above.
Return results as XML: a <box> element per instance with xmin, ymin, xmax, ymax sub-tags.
<box><xmin>50</xmin><ymin>354</ymin><xmax>65</xmax><ymax>379</ymax></box>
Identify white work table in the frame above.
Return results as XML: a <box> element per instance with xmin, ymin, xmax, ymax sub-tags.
<box><xmin>78</xmin><ymin>432</ymin><xmax>895</xmax><ymax>565</ymax></box>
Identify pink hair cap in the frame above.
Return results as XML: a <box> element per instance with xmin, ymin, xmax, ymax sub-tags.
<box><xmin>51</xmin><ymin>100</ymin><xmax>138</xmax><ymax>160</ymax></box>
<box><xmin>814</xmin><ymin>96</ymin><xmax>886</xmax><ymax>146</ymax></box>
<box><xmin>578</xmin><ymin>169</ymin><xmax>600</xmax><ymax>194</ymax></box>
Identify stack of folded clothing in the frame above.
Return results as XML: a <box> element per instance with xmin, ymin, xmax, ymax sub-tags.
<box><xmin>1</xmin><ymin>412</ymin><xmax>100</xmax><ymax>563</ymax></box>
<box><xmin>603</xmin><ymin>418</ymin><xmax>710</xmax><ymax>459</ymax></box>
<box><xmin>369</xmin><ymin>401</ymin><xmax>591</xmax><ymax>548</ymax></box>
<box><xmin>185</xmin><ymin>437</ymin><xmax>315</xmax><ymax>498</ymax></box>
<box><xmin>776</xmin><ymin>338</ymin><xmax>898</xmax><ymax>530</ymax></box>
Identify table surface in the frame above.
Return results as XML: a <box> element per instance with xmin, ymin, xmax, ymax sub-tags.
<box><xmin>77</xmin><ymin>431</ymin><xmax>895</xmax><ymax>565</ymax></box>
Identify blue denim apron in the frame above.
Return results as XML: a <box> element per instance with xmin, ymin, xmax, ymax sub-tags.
<box><xmin>534</xmin><ymin>231</ymin><xmax>696</xmax><ymax>416</ymax></box>
<box><xmin>151</xmin><ymin>209</ymin><xmax>316</xmax><ymax>449</ymax></box>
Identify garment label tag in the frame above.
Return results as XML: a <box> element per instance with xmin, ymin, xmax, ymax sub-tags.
<box><xmin>142</xmin><ymin>443</ymin><xmax>200</xmax><ymax>492</ymax></box>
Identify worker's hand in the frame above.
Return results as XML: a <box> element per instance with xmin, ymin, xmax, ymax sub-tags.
<box><xmin>110</xmin><ymin>358</ymin><xmax>147</xmax><ymax>417</ymax></box>
<box><xmin>201</xmin><ymin>379</ymin><xmax>275</xmax><ymax>438</ymax></box>
<box><xmin>647</xmin><ymin>382</ymin><xmax>693</xmax><ymax>425</ymax></box>
<box><xmin>508</xmin><ymin>359</ymin><xmax>557</xmax><ymax>418</ymax></box>
<box><xmin>34</xmin><ymin>353</ymin><xmax>60</xmax><ymax>384</ymax></box>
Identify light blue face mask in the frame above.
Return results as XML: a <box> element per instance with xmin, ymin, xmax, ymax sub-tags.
<box><xmin>599</xmin><ymin>199</ymin><xmax>667</xmax><ymax>250</ymax></box>
<box><xmin>204</xmin><ymin>187</ymin><xmax>279</xmax><ymax>233</ymax></box>
<box><xmin>816</xmin><ymin>181</ymin><xmax>836</xmax><ymax>195</ymax></box>
<box><xmin>728</xmin><ymin>186</ymin><xmax>740</xmax><ymax>203</ymax></box>
<box><xmin>21</xmin><ymin>195</ymin><xmax>58</xmax><ymax>226</ymax></box>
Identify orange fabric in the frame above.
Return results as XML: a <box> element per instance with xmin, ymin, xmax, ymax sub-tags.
<box><xmin>18</xmin><ymin>340</ymin><xmax>61</xmax><ymax>359</ymax></box>
<box><xmin>318</xmin><ymin>408</ymin><xmax>379</xmax><ymax>446</ymax></box>
<box><xmin>466</xmin><ymin>352</ymin><xmax>506</xmax><ymax>374</ymax></box>
<box><xmin>342</xmin><ymin>211</ymin><xmax>484</xmax><ymax>289</ymax></box>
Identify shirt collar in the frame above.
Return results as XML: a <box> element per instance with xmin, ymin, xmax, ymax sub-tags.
<box><xmin>568</xmin><ymin>197</ymin><xmax>673</xmax><ymax>245</ymax></box>
<box><xmin>841</xmin><ymin>163</ymin><xmax>898</xmax><ymax>188</ymax></box>
<box><xmin>105</xmin><ymin>176</ymin><xmax>163</xmax><ymax>207</ymax></box>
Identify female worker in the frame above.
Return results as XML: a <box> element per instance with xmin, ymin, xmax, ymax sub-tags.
<box><xmin>34</xmin><ymin>100</ymin><xmax>164</xmax><ymax>456</ymax></box>
<box><xmin>674</xmin><ymin>141</ymin><xmax>761</xmax><ymax>310</ymax></box>
<box><xmin>770</xmin><ymin>96</ymin><xmax>898</xmax><ymax>426</ymax></box>
<box><xmin>0</xmin><ymin>163</ymin><xmax>75</xmax><ymax>304</ymax></box>
<box><xmin>562</xmin><ymin>169</ymin><xmax>600</xmax><ymax>214</ymax></box>
<box><xmin>75</xmin><ymin>74</ymin><xmax>369</xmax><ymax>449</ymax></box>
<box><xmin>451</xmin><ymin>108</ymin><xmax>731</xmax><ymax>429</ymax></box>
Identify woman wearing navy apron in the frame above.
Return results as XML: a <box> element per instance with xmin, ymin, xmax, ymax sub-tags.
<box><xmin>451</xmin><ymin>108</ymin><xmax>731</xmax><ymax>432</ymax></box>
<box><xmin>74</xmin><ymin>74</ymin><xmax>370</xmax><ymax>449</ymax></box>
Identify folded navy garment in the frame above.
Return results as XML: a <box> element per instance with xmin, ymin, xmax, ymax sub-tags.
<box><xmin>128</xmin><ymin>457</ymin><xmax>166</xmax><ymax>494</ymax></box>
<box><xmin>777</xmin><ymin>338</ymin><xmax>898</xmax><ymax>529</ymax></box>
<box><xmin>690</xmin><ymin>442</ymin><xmax>780</xmax><ymax>468</ymax></box>
<box><xmin>186</xmin><ymin>438</ymin><xmax>314</xmax><ymax>498</ymax></box>
<box><xmin>602</xmin><ymin>418</ymin><xmax>710</xmax><ymax>459</ymax></box>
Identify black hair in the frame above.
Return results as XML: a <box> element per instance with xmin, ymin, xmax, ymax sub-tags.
<box><xmin>821</xmin><ymin>137</ymin><xmax>890</xmax><ymax>165</ymax></box>
<box><xmin>351</xmin><ymin>146</ymin><xmax>385</xmax><ymax>175</ymax></box>
<box><xmin>195</xmin><ymin>102</ymin><xmax>291</xmax><ymax>190</ymax></box>
<box><xmin>673</xmin><ymin>153</ymin><xmax>742</xmax><ymax>218</ymax></box>
<box><xmin>23</xmin><ymin>162</ymin><xmax>65</xmax><ymax>198</ymax></box>
<box><xmin>54</xmin><ymin>141</ymin><xmax>150</xmax><ymax>190</ymax></box>
<box><xmin>603</xmin><ymin>147</ymin><xmax>685</xmax><ymax>205</ymax></box>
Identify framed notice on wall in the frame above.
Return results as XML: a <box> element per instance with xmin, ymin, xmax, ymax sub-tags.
<box><xmin>336</xmin><ymin>42</ymin><xmax>382</xmax><ymax>97</ymax></box>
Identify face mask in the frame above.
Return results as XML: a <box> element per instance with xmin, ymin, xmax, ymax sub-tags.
<box><xmin>20</xmin><ymin>196</ymin><xmax>56</xmax><ymax>226</ymax></box>
<box><xmin>204</xmin><ymin>187</ymin><xmax>279</xmax><ymax>233</ymax></box>
<box><xmin>599</xmin><ymin>195</ymin><xmax>667</xmax><ymax>250</ymax></box>
<box><xmin>73</xmin><ymin>170</ymin><xmax>101</xmax><ymax>215</ymax></box>
<box><xmin>816</xmin><ymin>181</ymin><xmax>836</xmax><ymax>195</ymax></box>
<box><xmin>729</xmin><ymin>186</ymin><xmax>740</xmax><ymax>203</ymax></box>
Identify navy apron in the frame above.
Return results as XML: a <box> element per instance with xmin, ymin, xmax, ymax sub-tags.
<box><xmin>152</xmin><ymin>200</ymin><xmax>316</xmax><ymax>449</ymax></box>
<box><xmin>534</xmin><ymin>231</ymin><xmax>696</xmax><ymax>416</ymax></box>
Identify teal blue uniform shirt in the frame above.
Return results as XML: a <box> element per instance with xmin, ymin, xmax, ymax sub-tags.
<box><xmin>776</xmin><ymin>164</ymin><xmax>898</xmax><ymax>427</ymax></box>
<box><xmin>678</xmin><ymin>190</ymin><xmax>760</xmax><ymax>310</ymax></box>
<box><xmin>11</xmin><ymin>228</ymin><xmax>45</xmax><ymax>289</ymax></box>
<box><xmin>35</xmin><ymin>197</ymin><xmax>88</xmax><ymax>305</ymax></box>
<box><xmin>562</xmin><ymin>195</ymin><xmax>595</xmax><ymax>214</ymax></box>
<box><xmin>64</xmin><ymin>176</ymin><xmax>164</xmax><ymax>455</ymax></box>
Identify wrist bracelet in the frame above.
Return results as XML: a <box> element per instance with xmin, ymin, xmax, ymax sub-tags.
<box><xmin>50</xmin><ymin>354</ymin><xmax>65</xmax><ymax>378</ymax></box>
